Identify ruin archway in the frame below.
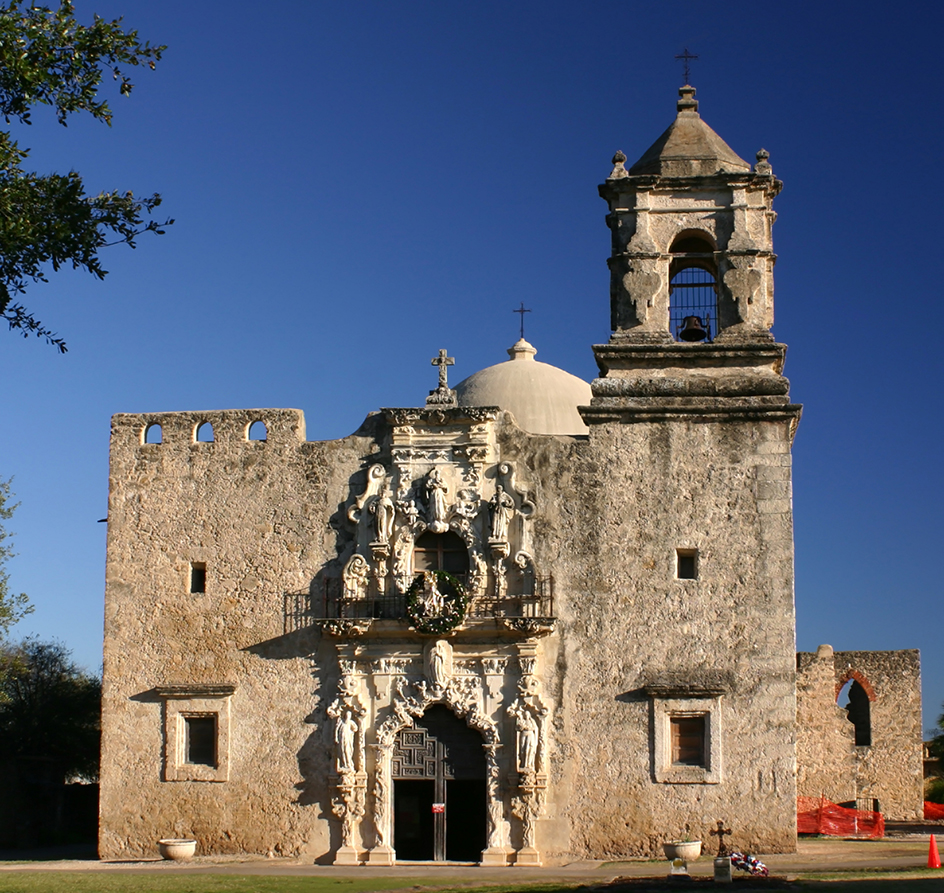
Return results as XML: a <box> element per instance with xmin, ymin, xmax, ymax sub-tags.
<box><xmin>391</xmin><ymin>705</ymin><xmax>487</xmax><ymax>861</ymax></box>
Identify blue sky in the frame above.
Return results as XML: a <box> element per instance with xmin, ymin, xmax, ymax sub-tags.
<box><xmin>0</xmin><ymin>0</ymin><xmax>941</xmax><ymax>733</ymax></box>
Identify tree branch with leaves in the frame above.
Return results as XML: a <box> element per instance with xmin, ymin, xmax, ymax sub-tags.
<box><xmin>0</xmin><ymin>478</ymin><xmax>32</xmax><ymax>642</ymax></box>
<box><xmin>0</xmin><ymin>0</ymin><xmax>172</xmax><ymax>352</ymax></box>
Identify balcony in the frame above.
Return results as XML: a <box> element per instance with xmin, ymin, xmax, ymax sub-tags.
<box><xmin>284</xmin><ymin>572</ymin><xmax>554</xmax><ymax>635</ymax></box>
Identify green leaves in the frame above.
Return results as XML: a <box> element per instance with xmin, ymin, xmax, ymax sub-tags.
<box><xmin>0</xmin><ymin>1</ymin><xmax>171</xmax><ymax>351</ymax></box>
<box><xmin>0</xmin><ymin>478</ymin><xmax>33</xmax><ymax>641</ymax></box>
<box><xmin>0</xmin><ymin>638</ymin><xmax>101</xmax><ymax>781</ymax></box>
<box><xmin>0</xmin><ymin>0</ymin><xmax>164</xmax><ymax>126</ymax></box>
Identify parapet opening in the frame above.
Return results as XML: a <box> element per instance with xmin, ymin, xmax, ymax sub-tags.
<box><xmin>838</xmin><ymin>678</ymin><xmax>872</xmax><ymax>747</ymax></box>
<box><xmin>144</xmin><ymin>423</ymin><xmax>163</xmax><ymax>445</ymax></box>
<box><xmin>247</xmin><ymin>420</ymin><xmax>267</xmax><ymax>441</ymax></box>
<box><xmin>196</xmin><ymin>421</ymin><xmax>215</xmax><ymax>443</ymax></box>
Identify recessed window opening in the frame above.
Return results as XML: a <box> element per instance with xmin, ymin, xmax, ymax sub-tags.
<box><xmin>838</xmin><ymin>679</ymin><xmax>872</xmax><ymax>746</ymax></box>
<box><xmin>669</xmin><ymin>234</ymin><xmax>717</xmax><ymax>342</ymax></box>
<box><xmin>190</xmin><ymin>562</ymin><xmax>206</xmax><ymax>594</ymax></box>
<box><xmin>184</xmin><ymin>715</ymin><xmax>217</xmax><ymax>766</ymax></box>
<box><xmin>247</xmin><ymin>420</ymin><xmax>267</xmax><ymax>441</ymax></box>
<box><xmin>413</xmin><ymin>531</ymin><xmax>469</xmax><ymax>575</ymax></box>
<box><xmin>144</xmin><ymin>423</ymin><xmax>163</xmax><ymax>444</ymax></box>
<box><xmin>196</xmin><ymin>421</ymin><xmax>215</xmax><ymax>443</ymax></box>
<box><xmin>671</xmin><ymin>715</ymin><xmax>707</xmax><ymax>767</ymax></box>
<box><xmin>676</xmin><ymin>549</ymin><xmax>698</xmax><ymax>580</ymax></box>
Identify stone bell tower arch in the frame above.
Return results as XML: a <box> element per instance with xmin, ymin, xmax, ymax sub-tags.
<box><xmin>600</xmin><ymin>84</ymin><xmax>781</xmax><ymax>345</ymax></box>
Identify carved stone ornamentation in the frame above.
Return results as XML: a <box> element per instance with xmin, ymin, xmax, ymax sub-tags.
<box><xmin>342</xmin><ymin>553</ymin><xmax>370</xmax><ymax>602</ymax></box>
<box><xmin>334</xmin><ymin>709</ymin><xmax>360</xmax><ymax>773</ymax></box>
<box><xmin>511</xmin><ymin>787</ymin><xmax>545</xmax><ymax>864</ymax></box>
<box><xmin>480</xmin><ymin>741</ymin><xmax>511</xmax><ymax>865</ymax></box>
<box><xmin>426</xmin><ymin>349</ymin><xmax>457</xmax><ymax>407</ymax></box>
<box><xmin>328</xmin><ymin>672</ymin><xmax>369</xmax><ymax>864</ymax></box>
<box><xmin>489</xmin><ymin>485</ymin><xmax>516</xmax><ymax>543</ymax></box>
<box><xmin>425</xmin><ymin>468</ymin><xmax>450</xmax><ymax>533</ymax></box>
<box><xmin>331</xmin><ymin>774</ymin><xmax>366</xmax><ymax>865</ymax></box>
<box><xmin>320</xmin><ymin>618</ymin><xmax>373</xmax><ymax>638</ymax></box>
<box><xmin>426</xmin><ymin>638</ymin><xmax>452</xmax><ymax>690</ymax></box>
<box><xmin>367</xmin><ymin>743</ymin><xmax>395</xmax><ymax>864</ymax></box>
<box><xmin>500</xmin><ymin>618</ymin><xmax>556</xmax><ymax>637</ymax></box>
<box><xmin>507</xmin><ymin>698</ymin><xmax>546</xmax><ymax>774</ymax></box>
<box><xmin>369</xmin><ymin>485</ymin><xmax>396</xmax><ymax>545</ymax></box>
<box><xmin>348</xmin><ymin>464</ymin><xmax>387</xmax><ymax>527</ymax></box>
<box><xmin>607</xmin><ymin>149</ymin><xmax>628</xmax><ymax>180</ymax></box>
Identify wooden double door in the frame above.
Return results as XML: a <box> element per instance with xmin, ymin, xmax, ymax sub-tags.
<box><xmin>392</xmin><ymin>705</ymin><xmax>487</xmax><ymax>862</ymax></box>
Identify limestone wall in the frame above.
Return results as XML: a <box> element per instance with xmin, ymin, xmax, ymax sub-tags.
<box><xmin>101</xmin><ymin>404</ymin><xmax>799</xmax><ymax>862</ymax></box>
<box><xmin>796</xmin><ymin>646</ymin><xmax>923</xmax><ymax>820</ymax></box>
<box><xmin>100</xmin><ymin>408</ymin><xmax>377</xmax><ymax>859</ymax></box>
<box><xmin>497</xmin><ymin>414</ymin><xmax>798</xmax><ymax>858</ymax></box>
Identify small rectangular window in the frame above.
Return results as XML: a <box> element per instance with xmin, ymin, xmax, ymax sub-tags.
<box><xmin>676</xmin><ymin>549</ymin><xmax>698</xmax><ymax>580</ymax></box>
<box><xmin>671</xmin><ymin>715</ymin><xmax>706</xmax><ymax>767</ymax></box>
<box><xmin>185</xmin><ymin>715</ymin><xmax>217</xmax><ymax>766</ymax></box>
<box><xmin>190</xmin><ymin>562</ymin><xmax>206</xmax><ymax>594</ymax></box>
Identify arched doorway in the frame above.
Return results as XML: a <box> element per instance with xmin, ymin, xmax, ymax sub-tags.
<box><xmin>392</xmin><ymin>705</ymin><xmax>487</xmax><ymax>861</ymax></box>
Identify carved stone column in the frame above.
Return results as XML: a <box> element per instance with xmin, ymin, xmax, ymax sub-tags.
<box><xmin>331</xmin><ymin>769</ymin><xmax>366</xmax><ymax>865</ymax></box>
<box><xmin>480</xmin><ymin>742</ymin><xmax>511</xmax><ymax>866</ymax></box>
<box><xmin>512</xmin><ymin>782</ymin><xmax>545</xmax><ymax>866</ymax></box>
<box><xmin>510</xmin><ymin>642</ymin><xmax>548</xmax><ymax>866</ymax></box>
<box><xmin>367</xmin><ymin>743</ymin><xmax>395</xmax><ymax>865</ymax></box>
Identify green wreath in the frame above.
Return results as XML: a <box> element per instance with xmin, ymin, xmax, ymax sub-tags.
<box><xmin>406</xmin><ymin>570</ymin><xmax>468</xmax><ymax>634</ymax></box>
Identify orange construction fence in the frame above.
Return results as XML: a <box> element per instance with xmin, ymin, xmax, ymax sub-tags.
<box><xmin>926</xmin><ymin>801</ymin><xmax>944</xmax><ymax>821</ymax></box>
<box><xmin>797</xmin><ymin>796</ymin><xmax>884</xmax><ymax>838</ymax></box>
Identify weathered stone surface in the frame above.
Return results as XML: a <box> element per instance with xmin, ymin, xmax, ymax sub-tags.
<box><xmin>98</xmin><ymin>85</ymin><xmax>920</xmax><ymax>867</ymax></box>
<box><xmin>796</xmin><ymin>646</ymin><xmax>923</xmax><ymax>820</ymax></box>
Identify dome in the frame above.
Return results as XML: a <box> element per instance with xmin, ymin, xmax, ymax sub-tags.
<box><xmin>454</xmin><ymin>339</ymin><xmax>591</xmax><ymax>436</ymax></box>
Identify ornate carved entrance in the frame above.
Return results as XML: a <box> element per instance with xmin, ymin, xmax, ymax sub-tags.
<box><xmin>392</xmin><ymin>705</ymin><xmax>487</xmax><ymax>861</ymax></box>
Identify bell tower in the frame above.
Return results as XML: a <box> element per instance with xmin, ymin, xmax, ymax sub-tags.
<box><xmin>585</xmin><ymin>85</ymin><xmax>799</xmax><ymax>427</ymax></box>
<box><xmin>599</xmin><ymin>84</ymin><xmax>779</xmax><ymax>344</ymax></box>
<box><xmin>572</xmin><ymin>87</ymin><xmax>803</xmax><ymax>854</ymax></box>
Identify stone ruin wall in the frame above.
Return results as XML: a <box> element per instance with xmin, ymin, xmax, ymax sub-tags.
<box><xmin>796</xmin><ymin>645</ymin><xmax>923</xmax><ymax>820</ymax></box>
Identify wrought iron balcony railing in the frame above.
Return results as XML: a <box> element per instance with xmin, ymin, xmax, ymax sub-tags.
<box><xmin>284</xmin><ymin>573</ymin><xmax>554</xmax><ymax>634</ymax></box>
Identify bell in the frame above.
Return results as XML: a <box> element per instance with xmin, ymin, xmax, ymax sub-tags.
<box><xmin>678</xmin><ymin>315</ymin><xmax>708</xmax><ymax>342</ymax></box>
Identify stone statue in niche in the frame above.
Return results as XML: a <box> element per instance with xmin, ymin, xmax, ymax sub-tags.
<box><xmin>489</xmin><ymin>485</ymin><xmax>515</xmax><ymax>542</ymax></box>
<box><xmin>370</xmin><ymin>485</ymin><xmax>396</xmax><ymax>544</ymax></box>
<box><xmin>425</xmin><ymin>468</ymin><xmax>449</xmax><ymax>534</ymax></box>
<box><xmin>426</xmin><ymin>638</ymin><xmax>452</xmax><ymax>690</ymax></box>
<box><xmin>518</xmin><ymin>707</ymin><xmax>538</xmax><ymax>772</ymax></box>
<box><xmin>335</xmin><ymin>709</ymin><xmax>359</xmax><ymax>772</ymax></box>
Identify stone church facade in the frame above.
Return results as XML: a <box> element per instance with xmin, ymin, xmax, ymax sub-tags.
<box><xmin>98</xmin><ymin>86</ymin><xmax>918</xmax><ymax>863</ymax></box>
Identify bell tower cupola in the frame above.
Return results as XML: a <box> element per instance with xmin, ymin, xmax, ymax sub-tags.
<box><xmin>599</xmin><ymin>84</ymin><xmax>781</xmax><ymax>343</ymax></box>
<box><xmin>584</xmin><ymin>86</ymin><xmax>799</xmax><ymax>432</ymax></box>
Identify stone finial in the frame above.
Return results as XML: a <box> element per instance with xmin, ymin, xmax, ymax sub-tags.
<box><xmin>607</xmin><ymin>150</ymin><xmax>628</xmax><ymax>180</ymax></box>
<box><xmin>754</xmin><ymin>148</ymin><xmax>772</xmax><ymax>175</ymax></box>
<box><xmin>677</xmin><ymin>84</ymin><xmax>698</xmax><ymax>113</ymax></box>
<box><xmin>816</xmin><ymin>643</ymin><xmax>834</xmax><ymax>659</ymax></box>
